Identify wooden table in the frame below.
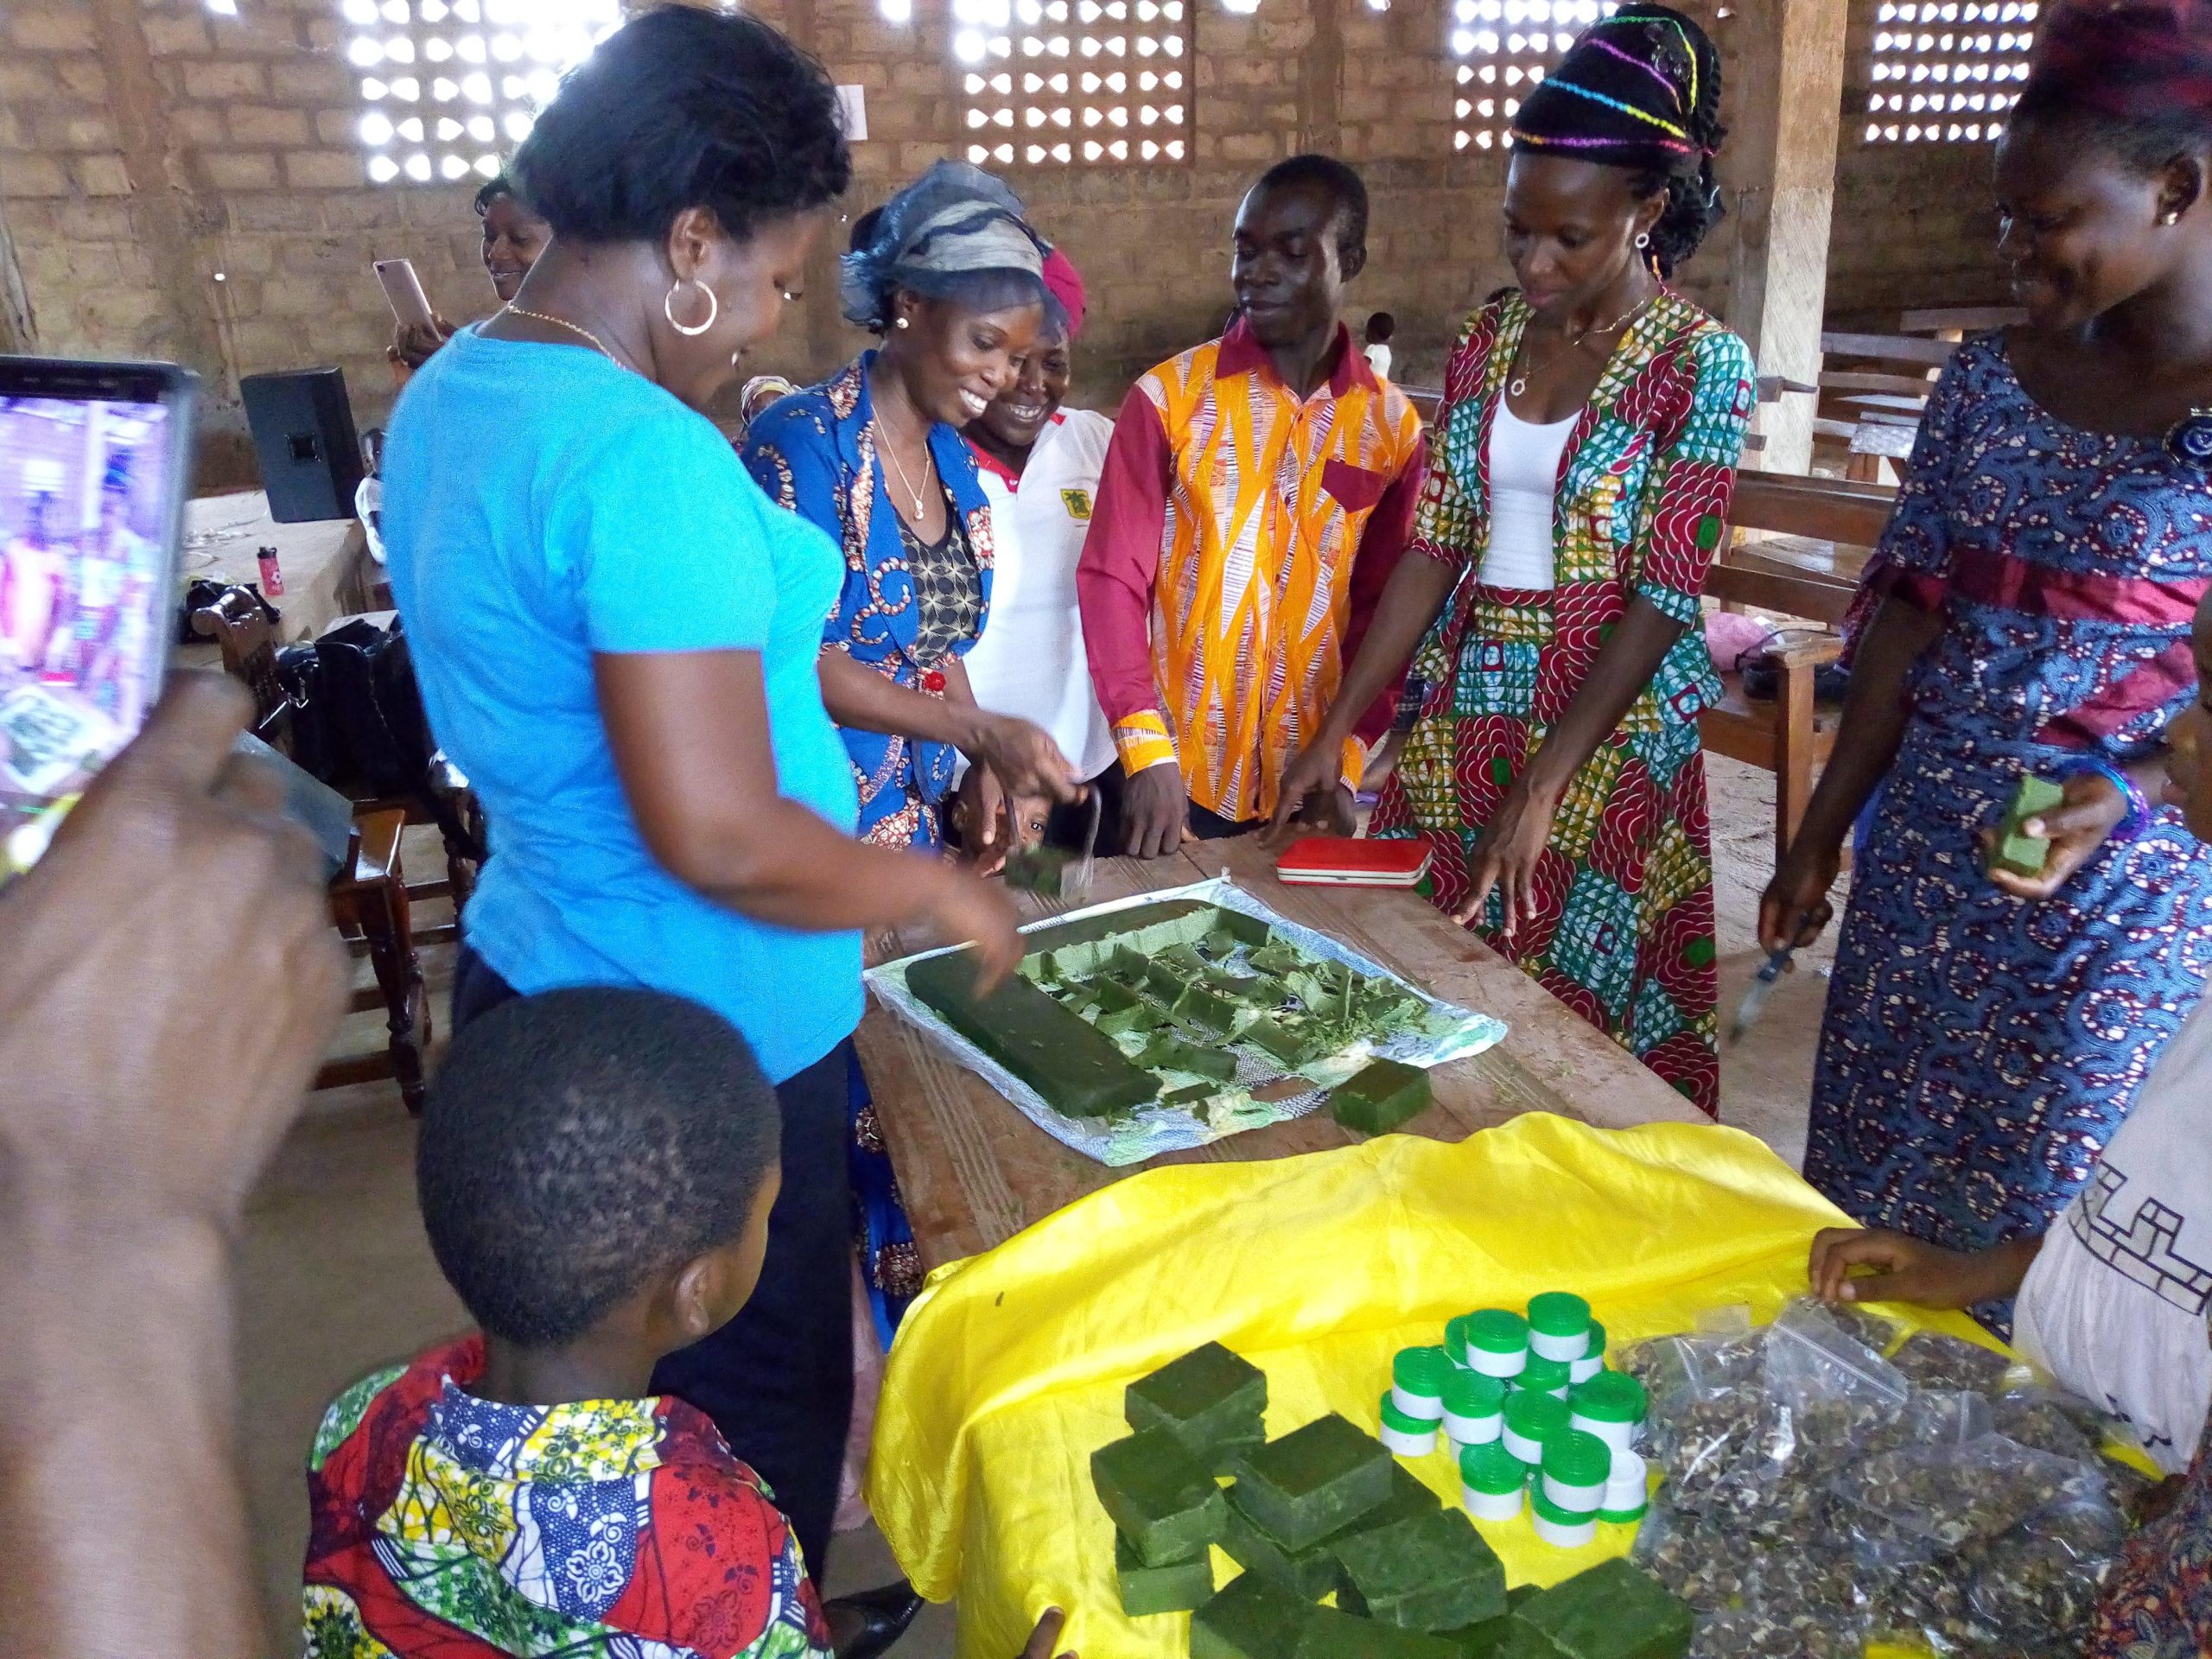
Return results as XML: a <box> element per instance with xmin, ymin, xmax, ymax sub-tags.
<box><xmin>176</xmin><ymin>492</ymin><xmax>372</xmax><ymax>657</ymax></box>
<box><xmin>858</xmin><ymin>836</ymin><xmax>1707</xmax><ymax>1268</ymax></box>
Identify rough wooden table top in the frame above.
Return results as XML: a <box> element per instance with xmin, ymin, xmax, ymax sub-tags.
<box><xmin>857</xmin><ymin>836</ymin><xmax>1707</xmax><ymax>1269</ymax></box>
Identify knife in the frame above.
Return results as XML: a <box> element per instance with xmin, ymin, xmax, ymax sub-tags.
<box><xmin>1062</xmin><ymin>785</ymin><xmax>1103</xmax><ymax>902</ymax></box>
<box><xmin>1726</xmin><ymin>947</ymin><xmax>1793</xmax><ymax>1046</ymax></box>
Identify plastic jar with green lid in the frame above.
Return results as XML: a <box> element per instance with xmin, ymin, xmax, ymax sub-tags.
<box><xmin>1526</xmin><ymin>1292</ymin><xmax>1592</xmax><ymax>1363</ymax></box>
<box><xmin>1441</xmin><ymin>1369</ymin><xmax>1506</xmax><ymax>1446</ymax></box>
<box><xmin>1599</xmin><ymin>1448</ymin><xmax>1649</xmax><ymax>1522</ymax></box>
<box><xmin>1569</xmin><ymin>1319</ymin><xmax>1607</xmax><ymax>1384</ymax></box>
<box><xmin>1378</xmin><ymin>1391</ymin><xmax>1440</xmax><ymax>1457</ymax></box>
<box><xmin>1539</xmin><ymin>1429</ymin><xmax>1611</xmax><ymax>1514</ymax></box>
<box><xmin>1459</xmin><ymin>1308</ymin><xmax>1529</xmax><ymax>1379</ymax></box>
<box><xmin>1500</xmin><ymin>1389</ymin><xmax>1567</xmax><ymax>1464</ymax></box>
<box><xmin>1515</xmin><ymin>1355</ymin><xmax>1572</xmax><ymax>1400</ymax></box>
<box><xmin>1459</xmin><ymin>1440</ymin><xmax>1527</xmax><ymax>1522</ymax></box>
<box><xmin>1567</xmin><ymin>1370</ymin><xmax>1647</xmax><ymax>1454</ymax></box>
<box><xmin>1530</xmin><ymin>1484</ymin><xmax>1599</xmax><ymax>1548</ymax></box>
<box><xmin>1444</xmin><ymin>1314</ymin><xmax>1473</xmax><ymax>1368</ymax></box>
<box><xmin>1391</xmin><ymin>1345</ymin><xmax>1450</xmax><ymax>1421</ymax></box>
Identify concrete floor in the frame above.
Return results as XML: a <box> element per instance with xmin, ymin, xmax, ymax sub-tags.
<box><xmin>237</xmin><ymin>754</ymin><xmax>1843</xmax><ymax>1654</ymax></box>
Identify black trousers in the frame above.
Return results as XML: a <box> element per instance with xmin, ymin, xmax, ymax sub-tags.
<box><xmin>451</xmin><ymin>948</ymin><xmax>856</xmax><ymax>1577</ymax></box>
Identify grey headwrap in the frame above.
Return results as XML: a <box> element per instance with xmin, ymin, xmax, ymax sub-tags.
<box><xmin>838</xmin><ymin>160</ymin><xmax>1052</xmax><ymax>330</ymax></box>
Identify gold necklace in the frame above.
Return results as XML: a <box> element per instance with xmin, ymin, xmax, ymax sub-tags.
<box><xmin>1509</xmin><ymin>296</ymin><xmax>1652</xmax><ymax>398</ymax></box>
<box><xmin>501</xmin><ymin>304</ymin><xmax>633</xmax><ymax>372</ymax></box>
<box><xmin>873</xmin><ymin>411</ymin><xmax>937</xmax><ymax>521</ymax></box>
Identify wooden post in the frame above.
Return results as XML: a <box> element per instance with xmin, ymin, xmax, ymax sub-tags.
<box><xmin>1703</xmin><ymin>0</ymin><xmax>1850</xmax><ymax>476</ymax></box>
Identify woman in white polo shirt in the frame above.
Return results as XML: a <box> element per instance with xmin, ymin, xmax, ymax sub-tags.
<box><xmin>957</xmin><ymin>249</ymin><xmax>1125</xmax><ymax>855</ymax></box>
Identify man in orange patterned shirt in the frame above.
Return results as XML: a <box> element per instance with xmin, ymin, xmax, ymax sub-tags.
<box><xmin>1077</xmin><ymin>155</ymin><xmax>1428</xmax><ymax>857</ymax></box>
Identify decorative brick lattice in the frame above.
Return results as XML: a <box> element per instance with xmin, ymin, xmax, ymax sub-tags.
<box><xmin>1862</xmin><ymin>0</ymin><xmax>2035</xmax><ymax>144</ymax></box>
<box><xmin>1448</xmin><ymin>0</ymin><xmax>1613</xmax><ymax>155</ymax></box>
<box><xmin>955</xmin><ymin>0</ymin><xmax>1190</xmax><ymax>168</ymax></box>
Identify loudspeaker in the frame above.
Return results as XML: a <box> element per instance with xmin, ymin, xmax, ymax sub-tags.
<box><xmin>240</xmin><ymin>367</ymin><xmax>365</xmax><ymax>524</ymax></box>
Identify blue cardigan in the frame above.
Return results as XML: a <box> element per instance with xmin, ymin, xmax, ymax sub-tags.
<box><xmin>742</xmin><ymin>353</ymin><xmax>996</xmax><ymax>849</ymax></box>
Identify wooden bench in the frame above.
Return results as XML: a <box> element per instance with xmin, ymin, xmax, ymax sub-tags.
<box><xmin>1900</xmin><ymin>304</ymin><xmax>2027</xmax><ymax>340</ymax></box>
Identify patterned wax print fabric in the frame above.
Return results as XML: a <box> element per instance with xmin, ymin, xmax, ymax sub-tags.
<box><xmin>1804</xmin><ymin>335</ymin><xmax>2212</xmax><ymax>1265</ymax></box>
<box><xmin>302</xmin><ymin>1336</ymin><xmax>831</xmax><ymax>1659</ymax></box>
<box><xmin>744</xmin><ymin>354</ymin><xmax>996</xmax><ymax>849</ymax></box>
<box><xmin>1370</xmin><ymin>289</ymin><xmax>1755</xmax><ymax>1116</ymax></box>
<box><xmin>2088</xmin><ymin>1367</ymin><xmax>2212</xmax><ymax>1659</ymax></box>
<box><xmin>896</xmin><ymin>495</ymin><xmax>984</xmax><ymax>668</ymax></box>
<box><xmin>1077</xmin><ymin>319</ymin><xmax>1427</xmax><ymax>823</ymax></box>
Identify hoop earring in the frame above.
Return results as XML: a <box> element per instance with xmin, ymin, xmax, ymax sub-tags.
<box><xmin>664</xmin><ymin>277</ymin><xmax>718</xmax><ymax>337</ymax></box>
<box><xmin>1635</xmin><ymin>232</ymin><xmax>1652</xmax><ymax>250</ymax></box>
<box><xmin>894</xmin><ymin>315</ymin><xmax>911</xmax><ymax>330</ymax></box>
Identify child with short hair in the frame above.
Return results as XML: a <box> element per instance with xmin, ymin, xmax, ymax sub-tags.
<box><xmin>1361</xmin><ymin>309</ymin><xmax>1395</xmax><ymax>378</ymax></box>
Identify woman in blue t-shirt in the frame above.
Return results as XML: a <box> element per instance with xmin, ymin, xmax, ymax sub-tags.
<box><xmin>377</xmin><ymin>6</ymin><xmax>1073</xmax><ymax>1611</ymax></box>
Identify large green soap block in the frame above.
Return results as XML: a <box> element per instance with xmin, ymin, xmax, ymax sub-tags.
<box><xmin>1338</xmin><ymin>1508</ymin><xmax>1508</xmax><ymax>1631</ymax></box>
<box><xmin>1224</xmin><ymin>1463</ymin><xmax>1437</xmax><ymax>1599</ymax></box>
<box><xmin>908</xmin><ymin>950</ymin><xmax>1159</xmax><ymax>1118</ymax></box>
<box><xmin>1989</xmin><ymin>772</ymin><xmax>2067</xmax><ymax>879</ymax></box>
<box><xmin>1114</xmin><ymin>1535</ymin><xmax>1213</xmax><ymax>1618</ymax></box>
<box><xmin>1228</xmin><ymin>1413</ymin><xmax>1394</xmax><ymax>1552</ymax></box>
<box><xmin>1328</xmin><ymin>1058</ymin><xmax>1433</xmax><ymax>1135</ymax></box>
<box><xmin>1126</xmin><ymin>1342</ymin><xmax>1267</xmax><ymax>1465</ymax></box>
<box><xmin>1090</xmin><ymin>1427</ymin><xmax>1227</xmax><ymax>1567</ymax></box>
<box><xmin>1189</xmin><ymin>1569</ymin><xmax>1315</xmax><ymax>1659</ymax></box>
<box><xmin>1293</xmin><ymin>1605</ymin><xmax>1465</xmax><ymax>1658</ymax></box>
<box><xmin>1503</xmin><ymin>1560</ymin><xmax>1694</xmax><ymax>1659</ymax></box>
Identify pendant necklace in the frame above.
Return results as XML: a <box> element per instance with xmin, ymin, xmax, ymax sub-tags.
<box><xmin>874</xmin><ymin>399</ymin><xmax>936</xmax><ymax>520</ymax></box>
<box><xmin>1510</xmin><ymin>296</ymin><xmax>1652</xmax><ymax>399</ymax></box>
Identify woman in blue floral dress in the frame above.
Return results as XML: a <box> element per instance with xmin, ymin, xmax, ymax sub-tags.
<box><xmin>1762</xmin><ymin>0</ymin><xmax>2212</xmax><ymax>1279</ymax></box>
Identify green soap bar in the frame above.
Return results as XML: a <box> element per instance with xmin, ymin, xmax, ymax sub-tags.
<box><xmin>1205</xmin><ymin>906</ymin><xmax>1273</xmax><ymax>946</ymax></box>
<box><xmin>1989</xmin><ymin>772</ymin><xmax>2067</xmax><ymax>878</ymax></box>
<box><xmin>1204</xmin><ymin>965</ymin><xmax>1272</xmax><ymax>1002</ymax></box>
<box><xmin>1003</xmin><ymin>842</ymin><xmax>1071</xmax><ymax>896</ymax></box>
<box><xmin>908</xmin><ymin>950</ymin><xmax>1160</xmax><ymax>1118</ymax></box>
<box><xmin>1249</xmin><ymin>941</ymin><xmax>1307</xmax><ymax>978</ymax></box>
<box><xmin>1506</xmin><ymin>1560</ymin><xmax>1694</xmax><ymax>1659</ymax></box>
<box><xmin>1127</xmin><ymin>1342</ymin><xmax>1268</xmax><ymax>1469</ymax></box>
<box><xmin>1203</xmin><ymin>925</ymin><xmax>1243</xmax><ymax>961</ymax></box>
<box><xmin>1329</xmin><ymin>1058</ymin><xmax>1433</xmax><ymax>1135</ymax></box>
<box><xmin>1136</xmin><ymin>1033</ymin><xmax>1240</xmax><ymax>1082</ymax></box>
<box><xmin>1161</xmin><ymin>1082</ymin><xmax>1225</xmax><ymax>1108</ymax></box>
<box><xmin>1090</xmin><ymin>1427</ymin><xmax>1227</xmax><ymax>1567</ymax></box>
<box><xmin>1229</xmin><ymin>1412</ymin><xmax>1395</xmax><ymax>1552</ymax></box>
<box><xmin>1115</xmin><ymin>1535</ymin><xmax>1213</xmax><ymax>1618</ymax></box>
<box><xmin>1190</xmin><ymin>1569</ymin><xmax>1316</xmax><ymax>1659</ymax></box>
<box><xmin>1020</xmin><ymin>899</ymin><xmax>1213</xmax><ymax>957</ymax></box>
<box><xmin>1338</xmin><ymin>1508</ymin><xmax>1508</xmax><ymax>1632</ymax></box>
<box><xmin>1225</xmin><ymin>1463</ymin><xmax>1436</xmax><ymax>1599</ymax></box>
<box><xmin>1294</xmin><ymin>1605</ymin><xmax>1465</xmax><ymax>1659</ymax></box>
<box><xmin>1172</xmin><ymin>981</ymin><xmax>1247</xmax><ymax>1040</ymax></box>
<box><xmin>1243</xmin><ymin>1014</ymin><xmax>1334</xmax><ymax>1069</ymax></box>
<box><xmin>1090</xmin><ymin>978</ymin><xmax>1167</xmax><ymax>1037</ymax></box>
<box><xmin>1440</xmin><ymin>1611</ymin><xmax>1519</xmax><ymax>1659</ymax></box>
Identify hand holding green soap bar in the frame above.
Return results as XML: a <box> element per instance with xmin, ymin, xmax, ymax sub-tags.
<box><xmin>1114</xmin><ymin>1534</ymin><xmax>1213</xmax><ymax>1617</ymax></box>
<box><xmin>1989</xmin><ymin>772</ymin><xmax>2068</xmax><ymax>879</ymax></box>
<box><xmin>1090</xmin><ymin>1427</ymin><xmax>1227</xmax><ymax>1567</ymax></box>
<box><xmin>1190</xmin><ymin>1570</ymin><xmax>1316</xmax><ymax>1659</ymax></box>
<box><xmin>1126</xmin><ymin>1341</ymin><xmax>1267</xmax><ymax>1471</ymax></box>
<box><xmin>1337</xmin><ymin>1508</ymin><xmax>1509</xmax><ymax>1632</ymax></box>
<box><xmin>1229</xmin><ymin>1412</ymin><xmax>1395</xmax><ymax>1551</ymax></box>
<box><xmin>1330</xmin><ymin>1058</ymin><xmax>1432</xmax><ymax>1134</ymax></box>
<box><xmin>1499</xmin><ymin>1559</ymin><xmax>1694</xmax><ymax>1659</ymax></box>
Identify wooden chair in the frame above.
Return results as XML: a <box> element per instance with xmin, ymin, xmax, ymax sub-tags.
<box><xmin>1812</xmin><ymin>332</ymin><xmax>1959</xmax><ymax>484</ymax></box>
<box><xmin>1900</xmin><ymin>304</ymin><xmax>2028</xmax><ymax>341</ymax></box>
<box><xmin>1698</xmin><ymin>472</ymin><xmax>1897</xmax><ymax>863</ymax></box>
<box><xmin>191</xmin><ymin>590</ymin><xmax>431</xmax><ymax>1111</ymax></box>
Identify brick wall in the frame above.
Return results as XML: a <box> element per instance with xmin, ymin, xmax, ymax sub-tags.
<box><xmin>0</xmin><ymin>0</ymin><xmax>2005</xmax><ymax>478</ymax></box>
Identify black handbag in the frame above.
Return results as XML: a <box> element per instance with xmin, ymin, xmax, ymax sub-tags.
<box><xmin>313</xmin><ymin>615</ymin><xmax>435</xmax><ymax>796</ymax></box>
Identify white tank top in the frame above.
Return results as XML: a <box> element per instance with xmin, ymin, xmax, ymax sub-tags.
<box><xmin>1479</xmin><ymin>404</ymin><xmax>1578</xmax><ymax>591</ymax></box>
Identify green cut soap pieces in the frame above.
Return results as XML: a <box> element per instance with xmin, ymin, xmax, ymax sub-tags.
<box><xmin>1292</xmin><ymin>1605</ymin><xmax>1465</xmax><ymax>1659</ymax></box>
<box><xmin>1990</xmin><ymin>772</ymin><xmax>2067</xmax><ymax>879</ymax></box>
<box><xmin>1229</xmin><ymin>1412</ymin><xmax>1395</xmax><ymax>1552</ymax></box>
<box><xmin>1135</xmin><ymin>1033</ymin><xmax>1240</xmax><ymax>1084</ymax></box>
<box><xmin>1497</xmin><ymin>1560</ymin><xmax>1694</xmax><ymax>1659</ymax></box>
<box><xmin>1223</xmin><ymin>1462</ymin><xmax>1437</xmax><ymax>1599</ymax></box>
<box><xmin>1126</xmin><ymin>1341</ymin><xmax>1267</xmax><ymax>1471</ymax></box>
<box><xmin>1329</xmin><ymin>1058</ymin><xmax>1433</xmax><ymax>1134</ymax></box>
<box><xmin>1337</xmin><ymin>1508</ymin><xmax>1508</xmax><ymax>1632</ymax></box>
<box><xmin>1090</xmin><ymin>977</ymin><xmax>1166</xmax><ymax>1037</ymax></box>
<box><xmin>1190</xmin><ymin>1569</ymin><xmax>1316</xmax><ymax>1659</ymax></box>
<box><xmin>1115</xmin><ymin>1535</ymin><xmax>1213</xmax><ymax>1618</ymax></box>
<box><xmin>907</xmin><ymin>950</ymin><xmax>1159</xmax><ymax>1118</ymax></box>
<box><xmin>1090</xmin><ymin>1427</ymin><xmax>1227</xmax><ymax>1567</ymax></box>
<box><xmin>1172</xmin><ymin>981</ymin><xmax>1247</xmax><ymax>1040</ymax></box>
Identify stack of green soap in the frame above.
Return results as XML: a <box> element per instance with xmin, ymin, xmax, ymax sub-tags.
<box><xmin>1494</xmin><ymin>1560</ymin><xmax>1694</xmax><ymax>1659</ymax></box>
<box><xmin>1126</xmin><ymin>1341</ymin><xmax>1268</xmax><ymax>1474</ymax></box>
<box><xmin>1190</xmin><ymin>1570</ymin><xmax>1315</xmax><ymax>1659</ymax></box>
<box><xmin>1114</xmin><ymin>1535</ymin><xmax>1212</xmax><ymax>1617</ymax></box>
<box><xmin>1337</xmin><ymin>1508</ymin><xmax>1508</xmax><ymax>1631</ymax></box>
<box><xmin>1222</xmin><ymin>1463</ymin><xmax>1437</xmax><ymax>1599</ymax></box>
<box><xmin>1292</xmin><ymin>1605</ymin><xmax>1464</xmax><ymax>1658</ymax></box>
<box><xmin>1328</xmin><ymin>1058</ymin><xmax>1433</xmax><ymax>1134</ymax></box>
<box><xmin>1229</xmin><ymin>1413</ymin><xmax>1395</xmax><ymax>1551</ymax></box>
<box><xmin>1090</xmin><ymin>1427</ymin><xmax>1225</xmax><ymax>1568</ymax></box>
<box><xmin>1990</xmin><ymin>772</ymin><xmax>2067</xmax><ymax>879</ymax></box>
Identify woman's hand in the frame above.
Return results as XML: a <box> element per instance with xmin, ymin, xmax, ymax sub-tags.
<box><xmin>391</xmin><ymin>316</ymin><xmax>456</xmax><ymax>371</ymax></box>
<box><xmin>951</xmin><ymin>766</ymin><xmax>1010</xmax><ymax>876</ymax></box>
<box><xmin>1983</xmin><ymin>770</ymin><xmax>2127</xmax><ymax>900</ymax></box>
<box><xmin>1263</xmin><ymin>738</ymin><xmax>1352</xmax><ymax>846</ymax></box>
<box><xmin>1758</xmin><ymin>836</ymin><xmax>1843</xmax><ymax>955</ymax></box>
<box><xmin>1453</xmin><ymin>782</ymin><xmax>1560</xmax><ymax>937</ymax></box>
<box><xmin>919</xmin><ymin>861</ymin><xmax>1025</xmax><ymax>992</ymax></box>
<box><xmin>1018</xmin><ymin>1608</ymin><xmax>1076</xmax><ymax>1659</ymax></box>
<box><xmin>967</xmin><ymin>714</ymin><xmax>1082</xmax><ymax>808</ymax></box>
<box><xmin>1808</xmin><ymin>1226</ymin><xmax>2039</xmax><ymax>1310</ymax></box>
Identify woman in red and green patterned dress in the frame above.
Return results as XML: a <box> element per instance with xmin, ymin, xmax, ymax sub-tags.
<box><xmin>1274</xmin><ymin>6</ymin><xmax>1753</xmax><ymax>1115</ymax></box>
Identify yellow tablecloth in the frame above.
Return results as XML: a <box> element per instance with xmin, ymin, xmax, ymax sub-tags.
<box><xmin>866</xmin><ymin>1113</ymin><xmax>1996</xmax><ymax>1657</ymax></box>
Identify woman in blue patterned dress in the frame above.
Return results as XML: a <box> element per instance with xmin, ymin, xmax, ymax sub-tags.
<box><xmin>1761</xmin><ymin>0</ymin><xmax>2212</xmax><ymax>1280</ymax></box>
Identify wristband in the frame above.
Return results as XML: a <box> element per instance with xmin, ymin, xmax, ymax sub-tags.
<box><xmin>2053</xmin><ymin>755</ymin><xmax>2152</xmax><ymax>843</ymax></box>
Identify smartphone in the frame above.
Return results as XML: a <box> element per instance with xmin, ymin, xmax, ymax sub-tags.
<box><xmin>0</xmin><ymin>355</ymin><xmax>197</xmax><ymax>882</ymax></box>
<box><xmin>374</xmin><ymin>257</ymin><xmax>439</xmax><ymax>334</ymax></box>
